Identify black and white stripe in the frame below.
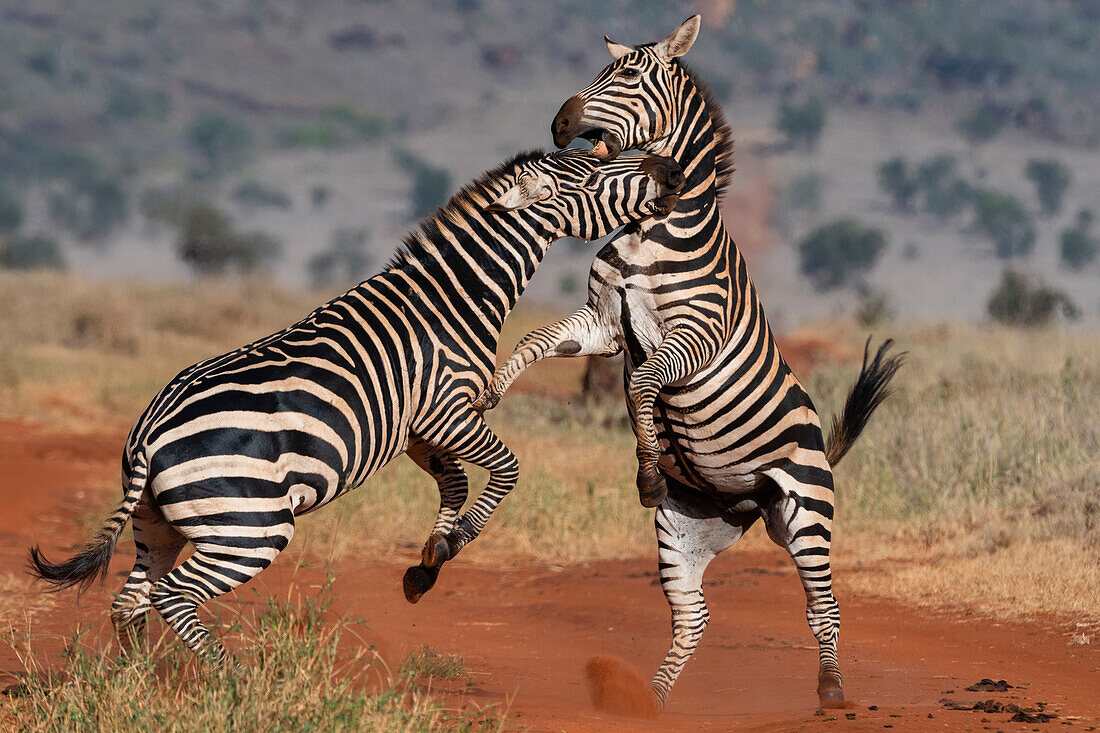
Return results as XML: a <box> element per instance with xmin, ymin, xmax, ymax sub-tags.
<box><xmin>28</xmin><ymin>148</ymin><xmax>683</xmax><ymax>664</ymax></box>
<box><xmin>477</xmin><ymin>17</ymin><xmax>903</xmax><ymax>710</ymax></box>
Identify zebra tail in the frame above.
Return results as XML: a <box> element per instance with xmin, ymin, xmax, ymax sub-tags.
<box><xmin>824</xmin><ymin>338</ymin><xmax>906</xmax><ymax>468</ymax></box>
<box><xmin>27</xmin><ymin>457</ymin><xmax>147</xmax><ymax>594</ymax></box>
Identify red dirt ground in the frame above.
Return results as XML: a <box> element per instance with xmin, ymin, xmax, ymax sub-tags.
<box><xmin>3</xmin><ymin>418</ymin><xmax>1099</xmax><ymax>731</ymax></box>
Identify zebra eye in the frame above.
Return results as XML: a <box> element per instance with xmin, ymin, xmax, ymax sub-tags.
<box><xmin>618</xmin><ymin>67</ymin><xmax>641</xmax><ymax>80</ymax></box>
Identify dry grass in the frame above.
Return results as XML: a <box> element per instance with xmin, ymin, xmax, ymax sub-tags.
<box><xmin>2</xmin><ymin>273</ymin><xmax>1098</xmax><ymax>624</ymax></box>
<box><xmin>1</xmin><ymin>579</ymin><xmax>503</xmax><ymax>732</ymax></box>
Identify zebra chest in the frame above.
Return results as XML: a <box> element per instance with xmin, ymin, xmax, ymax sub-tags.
<box><xmin>601</xmin><ymin>286</ymin><xmax>664</xmax><ymax>363</ymax></box>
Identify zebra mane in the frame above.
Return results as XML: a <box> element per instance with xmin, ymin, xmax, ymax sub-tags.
<box><xmin>677</xmin><ymin>62</ymin><xmax>736</xmax><ymax>201</ymax></box>
<box><xmin>386</xmin><ymin>149</ymin><xmax>546</xmax><ymax>270</ymax></box>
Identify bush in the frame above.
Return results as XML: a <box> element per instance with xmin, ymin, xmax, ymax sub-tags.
<box><xmin>176</xmin><ymin>205</ymin><xmax>280</xmax><ymax>275</ymax></box>
<box><xmin>777</xmin><ymin>97</ymin><xmax>826</xmax><ymax>151</ymax></box>
<box><xmin>923</xmin><ymin>177</ymin><xmax>973</xmax><ymax>220</ymax></box>
<box><xmin>393</xmin><ymin>150</ymin><xmax>451</xmax><ymax>221</ymax></box>
<box><xmin>957</xmin><ymin>102</ymin><xmax>1007</xmax><ymax>145</ymax></box>
<box><xmin>0</xmin><ymin>234</ymin><xmax>65</xmax><ymax>270</ymax></box>
<box><xmin>1060</xmin><ymin>209</ymin><xmax>1097</xmax><ymax>270</ymax></box>
<box><xmin>797</xmin><ymin>218</ymin><xmax>887</xmax><ymax>290</ymax></box>
<box><xmin>877</xmin><ymin>157</ymin><xmax>918</xmax><ymax>211</ymax></box>
<box><xmin>105</xmin><ymin>81</ymin><xmax>172</xmax><ymax>123</ymax></box>
<box><xmin>972</xmin><ymin>191</ymin><xmax>1035</xmax><ymax>258</ymax></box>
<box><xmin>308</xmin><ymin>228</ymin><xmax>373</xmax><ymax>289</ymax></box>
<box><xmin>47</xmin><ymin>174</ymin><xmax>129</xmax><ymax>241</ymax></box>
<box><xmin>0</xmin><ymin>189</ymin><xmax>24</xmax><ymax>233</ymax></box>
<box><xmin>987</xmin><ymin>269</ymin><xmax>1078</xmax><ymax>326</ymax></box>
<box><xmin>232</xmin><ymin>180</ymin><xmax>292</xmax><ymax>209</ymax></box>
<box><xmin>1024</xmin><ymin>158</ymin><xmax>1071</xmax><ymax>216</ymax></box>
<box><xmin>188</xmin><ymin>111</ymin><xmax>253</xmax><ymax>176</ymax></box>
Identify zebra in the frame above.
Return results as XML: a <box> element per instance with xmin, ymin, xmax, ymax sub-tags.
<box><xmin>473</xmin><ymin>16</ymin><xmax>904</xmax><ymax>711</ymax></box>
<box><xmin>28</xmin><ymin>148</ymin><xmax>685</xmax><ymax>665</ymax></box>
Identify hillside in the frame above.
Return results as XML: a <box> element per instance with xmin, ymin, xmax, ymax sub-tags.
<box><xmin>1</xmin><ymin>0</ymin><xmax>1098</xmax><ymax>325</ymax></box>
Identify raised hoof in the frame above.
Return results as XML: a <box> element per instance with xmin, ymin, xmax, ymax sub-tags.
<box><xmin>818</xmin><ymin>684</ymin><xmax>845</xmax><ymax>709</ymax></box>
<box><xmin>636</xmin><ymin>473</ymin><xmax>668</xmax><ymax>508</ymax></box>
<box><xmin>422</xmin><ymin>533</ymin><xmax>452</xmax><ymax>568</ymax></box>
<box><xmin>402</xmin><ymin>564</ymin><xmax>439</xmax><ymax>604</ymax></box>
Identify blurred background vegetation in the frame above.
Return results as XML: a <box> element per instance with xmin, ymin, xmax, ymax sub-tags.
<box><xmin>0</xmin><ymin>0</ymin><xmax>1096</xmax><ymax>326</ymax></box>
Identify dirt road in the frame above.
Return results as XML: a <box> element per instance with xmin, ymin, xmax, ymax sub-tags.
<box><xmin>2</xmin><ymin>418</ymin><xmax>1098</xmax><ymax>731</ymax></box>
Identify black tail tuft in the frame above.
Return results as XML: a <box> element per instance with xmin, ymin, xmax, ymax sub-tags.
<box><xmin>27</xmin><ymin>526</ymin><xmax>120</xmax><ymax>595</ymax></box>
<box><xmin>824</xmin><ymin>338</ymin><xmax>905</xmax><ymax>467</ymax></box>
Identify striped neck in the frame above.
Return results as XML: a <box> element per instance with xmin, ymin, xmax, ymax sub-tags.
<box><xmin>640</xmin><ymin>73</ymin><xmax>720</xmax><ymax>239</ymax></box>
<box><xmin>394</xmin><ymin>204</ymin><xmax>558</xmax><ymax>342</ymax></box>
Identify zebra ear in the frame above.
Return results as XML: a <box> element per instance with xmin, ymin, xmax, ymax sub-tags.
<box><xmin>487</xmin><ymin>176</ymin><xmax>553</xmax><ymax>211</ymax></box>
<box><xmin>605</xmin><ymin>35</ymin><xmax>633</xmax><ymax>60</ymax></box>
<box><xmin>654</xmin><ymin>14</ymin><xmax>701</xmax><ymax>62</ymax></box>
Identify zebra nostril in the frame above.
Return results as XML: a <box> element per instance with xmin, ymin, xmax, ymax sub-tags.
<box><xmin>556</xmin><ymin>117</ymin><xmax>569</xmax><ymax>132</ymax></box>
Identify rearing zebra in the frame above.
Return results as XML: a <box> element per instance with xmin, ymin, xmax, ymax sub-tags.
<box><xmin>474</xmin><ymin>17</ymin><xmax>903</xmax><ymax>711</ymax></box>
<box><xmin>28</xmin><ymin>148</ymin><xmax>684</xmax><ymax>663</ymax></box>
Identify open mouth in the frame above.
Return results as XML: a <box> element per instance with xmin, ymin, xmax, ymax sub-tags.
<box><xmin>579</xmin><ymin>129</ymin><xmax>623</xmax><ymax>161</ymax></box>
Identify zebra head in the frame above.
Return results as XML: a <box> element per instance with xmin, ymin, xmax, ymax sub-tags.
<box><xmin>552</xmin><ymin>15</ymin><xmax>702</xmax><ymax>161</ymax></box>
<box><xmin>487</xmin><ymin>148</ymin><xmax>684</xmax><ymax>240</ymax></box>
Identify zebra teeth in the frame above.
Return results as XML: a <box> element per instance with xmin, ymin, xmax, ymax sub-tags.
<box><xmin>590</xmin><ymin>140</ymin><xmax>609</xmax><ymax>158</ymax></box>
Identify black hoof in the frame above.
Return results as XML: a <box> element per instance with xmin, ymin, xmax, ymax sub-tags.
<box><xmin>422</xmin><ymin>533</ymin><xmax>452</xmax><ymax>568</ymax></box>
<box><xmin>402</xmin><ymin>564</ymin><xmax>439</xmax><ymax>604</ymax></box>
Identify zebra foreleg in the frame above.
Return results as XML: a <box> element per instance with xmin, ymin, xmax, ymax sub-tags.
<box><xmin>762</xmin><ymin>467</ymin><xmax>844</xmax><ymax>708</ymax></box>
<box><xmin>627</xmin><ymin>328</ymin><xmax>716</xmax><ymax>507</ymax></box>
<box><xmin>472</xmin><ymin>304</ymin><xmax>619</xmax><ymax>412</ymax></box>
<box><xmin>110</xmin><ymin>498</ymin><xmax>186</xmax><ymax>653</ymax></box>
<box><xmin>650</xmin><ymin>485</ymin><xmax>758</xmax><ymax>710</ymax></box>
<box><xmin>403</xmin><ymin>438</ymin><xmax>469</xmax><ymax>603</ymax></box>
<box><xmin>405</xmin><ymin>414</ymin><xmax>518</xmax><ymax>590</ymax></box>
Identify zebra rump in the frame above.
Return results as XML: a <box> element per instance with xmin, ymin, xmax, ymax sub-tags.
<box><xmin>824</xmin><ymin>338</ymin><xmax>906</xmax><ymax>467</ymax></box>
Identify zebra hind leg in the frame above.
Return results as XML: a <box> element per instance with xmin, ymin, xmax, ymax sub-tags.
<box><xmin>762</xmin><ymin>468</ymin><xmax>844</xmax><ymax>708</ymax></box>
<box><xmin>403</xmin><ymin>438</ymin><xmax>469</xmax><ymax>603</ymax></box>
<box><xmin>109</xmin><ymin>499</ymin><xmax>186</xmax><ymax>654</ymax></box>
<box><xmin>149</xmin><ymin>528</ymin><xmax>292</xmax><ymax>667</ymax></box>
<box><xmin>648</xmin><ymin>485</ymin><xmax>758</xmax><ymax>711</ymax></box>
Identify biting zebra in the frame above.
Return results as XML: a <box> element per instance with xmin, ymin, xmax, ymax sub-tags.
<box><xmin>474</xmin><ymin>16</ymin><xmax>904</xmax><ymax>711</ymax></box>
<box><xmin>28</xmin><ymin>148</ymin><xmax>684</xmax><ymax>664</ymax></box>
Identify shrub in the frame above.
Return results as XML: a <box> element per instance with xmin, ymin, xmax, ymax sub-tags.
<box><xmin>0</xmin><ymin>234</ymin><xmax>65</xmax><ymax>270</ymax></box>
<box><xmin>392</xmin><ymin>150</ymin><xmax>451</xmax><ymax>221</ymax></box>
<box><xmin>176</xmin><ymin>204</ymin><xmax>280</xmax><ymax>275</ymax></box>
<box><xmin>1060</xmin><ymin>210</ymin><xmax>1097</xmax><ymax>270</ymax></box>
<box><xmin>188</xmin><ymin>111</ymin><xmax>253</xmax><ymax>176</ymax></box>
<box><xmin>232</xmin><ymin>180</ymin><xmax>292</xmax><ymax>209</ymax></box>
<box><xmin>797</xmin><ymin>218</ymin><xmax>887</xmax><ymax>290</ymax></box>
<box><xmin>972</xmin><ymin>191</ymin><xmax>1035</xmax><ymax>258</ymax></box>
<box><xmin>26</xmin><ymin>49</ymin><xmax>58</xmax><ymax>78</ymax></box>
<box><xmin>1024</xmin><ymin>158</ymin><xmax>1071</xmax><ymax>216</ymax></box>
<box><xmin>877</xmin><ymin>157</ymin><xmax>918</xmax><ymax>211</ymax></box>
<box><xmin>311</xmin><ymin>185</ymin><xmax>331</xmax><ymax>208</ymax></box>
<box><xmin>987</xmin><ymin>269</ymin><xmax>1078</xmax><ymax>326</ymax></box>
<box><xmin>308</xmin><ymin>228</ymin><xmax>373</xmax><ymax>289</ymax></box>
<box><xmin>923</xmin><ymin>177</ymin><xmax>973</xmax><ymax>220</ymax></box>
<box><xmin>957</xmin><ymin>102</ymin><xmax>1007</xmax><ymax>145</ymax></box>
<box><xmin>0</xmin><ymin>189</ymin><xmax>24</xmax><ymax>233</ymax></box>
<box><xmin>47</xmin><ymin>174</ymin><xmax>129</xmax><ymax>241</ymax></box>
<box><xmin>777</xmin><ymin>97</ymin><xmax>826</xmax><ymax>151</ymax></box>
<box><xmin>105</xmin><ymin>81</ymin><xmax>172</xmax><ymax>123</ymax></box>
<box><xmin>855</xmin><ymin>286</ymin><xmax>895</xmax><ymax>327</ymax></box>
